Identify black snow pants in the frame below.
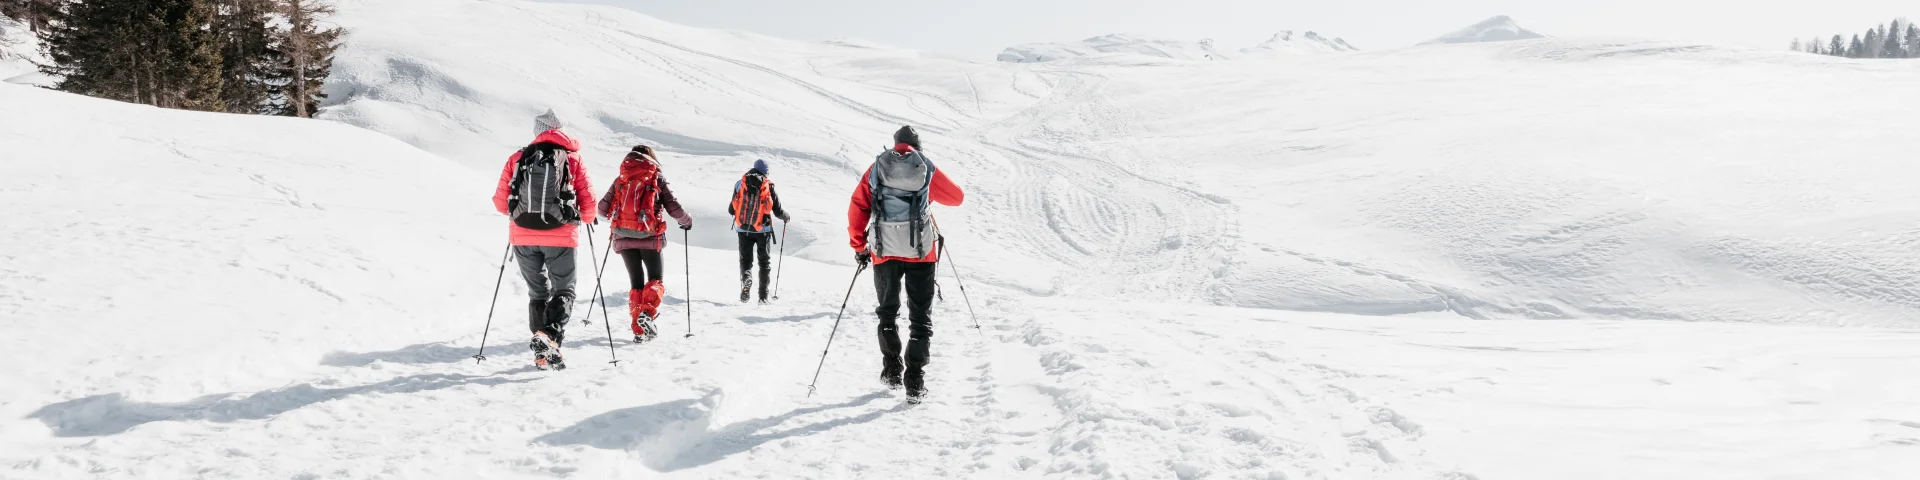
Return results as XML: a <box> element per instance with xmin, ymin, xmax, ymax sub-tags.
<box><xmin>738</xmin><ymin>232</ymin><xmax>773</xmax><ymax>299</ymax></box>
<box><xmin>514</xmin><ymin>246</ymin><xmax>576</xmax><ymax>344</ymax></box>
<box><xmin>620</xmin><ymin>248</ymin><xmax>664</xmax><ymax>289</ymax></box>
<box><xmin>873</xmin><ymin>260</ymin><xmax>937</xmax><ymax>390</ymax></box>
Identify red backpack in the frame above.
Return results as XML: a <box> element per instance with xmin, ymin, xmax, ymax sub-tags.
<box><xmin>731</xmin><ymin>172</ymin><xmax>775</xmax><ymax>232</ymax></box>
<box><xmin>609</xmin><ymin>156</ymin><xmax>664</xmax><ymax>239</ymax></box>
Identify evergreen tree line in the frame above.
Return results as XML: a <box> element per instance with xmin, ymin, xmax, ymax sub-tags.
<box><xmin>1793</xmin><ymin>18</ymin><xmax>1920</xmax><ymax>59</ymax></box>
<box><xmin>2</xmin><ymin>0</ymin><xmax>341</xmax><ymax>117</ymax></box>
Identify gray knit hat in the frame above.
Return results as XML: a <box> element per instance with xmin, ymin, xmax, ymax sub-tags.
<box><xmin>533</xmin><ymin>109</ymin><xmax>564</xmax><ymax>135</ymax></box>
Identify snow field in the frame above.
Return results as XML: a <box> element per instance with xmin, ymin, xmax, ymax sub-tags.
<box><xmin>6</xmin><ymin>0</ymin><xmax>1920</xmax><ymax>478</ymax></box>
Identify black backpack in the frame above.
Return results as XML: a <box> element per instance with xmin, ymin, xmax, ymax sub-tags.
<box><xmin>507</xmin><ymin>143</ymin><xmax>580</xmax><ymax>230</ymax></box>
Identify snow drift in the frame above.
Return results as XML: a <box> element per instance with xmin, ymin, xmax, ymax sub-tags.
<box><xmin>1421</xmin><ymin>15</ymin><xmax>1548</xmax><ymax>45</ymax></box>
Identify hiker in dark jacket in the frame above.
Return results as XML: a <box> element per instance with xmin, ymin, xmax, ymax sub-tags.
<box><xmin>728</xmin><ymin>159</ymin><xmax>790</xmax><ymax>304</ymax></box>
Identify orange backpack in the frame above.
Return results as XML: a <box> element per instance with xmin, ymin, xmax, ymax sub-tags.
<box><xmin>610</xmin><ymin>156</ymin><xmax>664</xmax><ymax>239</ymax></box>
<box><xmin>731</xmin><ymin>172</ymin><xmax>774</xmax><ymax>231</ymax></box>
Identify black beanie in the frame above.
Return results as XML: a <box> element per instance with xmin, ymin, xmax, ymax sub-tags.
<box><xmin>894</xmin><ymin>125</ymin><xmax>920</xmax><ymax>149</ymax></box>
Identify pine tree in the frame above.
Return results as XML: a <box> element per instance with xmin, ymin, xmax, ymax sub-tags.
<box><xmin>269</xmin><ymin>0</ymin><xmax>340</xmax><ymax>118</ymax></box>
<box><xmin>2</xmin><ymin>0</ymin><xmax>58</xmax><ymax>32</ymax></box>
<box><xmin>1864</xmin><ymin>26</ymin><xmax>1882</xmax><ymax>58</ymax></box>
<box><xmin>1830</xmin><ymin>35</ymin><xmax>1846</xmax><ymax>57</ymax></box>
<box><xmin>1849</xmin><ymin>34</ymin><xmax>1864</xmax><ymax>58</ymax></box>
<box><xmin>163</xmin><ymin>0</ymin><xmax>225</xmax><ymax>110</ymax></box>
<box><xmin>41</xmin><ymin>0</ymin><xmax>224</xmax><ymax>109</ymax></box>
<box><xmin>1790</xmin><ymin>38</ymin><xmax>1801</xmax><ymax>52</ymax></box>
<box><xmin>212</xmin><ymin>0</ymin><xmax>277</xmax><ymax>113</ymax></box>
<box><xmin>1907</xmin><ymin>24</ymin><xmax>1919</xmax><ymax>58</ymax></box>
<box><xmin>1885</xmin><ymin>20</ymin><xmax>1904</xmax><ymax>58</ymax></box>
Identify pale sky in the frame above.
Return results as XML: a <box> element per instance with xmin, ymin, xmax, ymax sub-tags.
<box><xmin>540</xmin><ymin>0</ymin><xmax>1913</xmax><ymax>59</ymax></box>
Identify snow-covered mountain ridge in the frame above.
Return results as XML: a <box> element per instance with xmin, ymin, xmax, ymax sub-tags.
<box><xmin>1422</xmin><ymin>15</ymin><xmax>1549</xmax><ymax>45</ymax></box>
<box><xmin>998</xmin><ymin>30</ymin><xmax>1358</xmax><ymax>63</ymax></box>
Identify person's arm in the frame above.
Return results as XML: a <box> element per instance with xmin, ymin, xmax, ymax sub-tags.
<box><xmin>568</xmin><ymin>153</ymin><xmax>595</xmax><ymax>221</ymax></box>
<box><xmin>928</xmin><ymin>169</ymin><xmax>964</xmax><ymax>207</ymax></box>
<box><xmin>726</xmin><ymin>181</ymin><xmax>739</xmax><ymax>216</ymax></box>
<box><xmin>847</xmin><ymin>167</ymin><xmax>875</xmax><ymax>252</ymax></box>
<box><xmin>657</xmin><ymin>175</ymin><xmax>693</xmax><ymax>227</ymax></box>
<box><xmin>770</xmin><ymin>184</ymin><xmax>790</xmax><ymax>221</ymax></box>
<box><xmin>493</xmin><ymin>154</ymin><xmax>518</xmax><ymax>215</ymax></box>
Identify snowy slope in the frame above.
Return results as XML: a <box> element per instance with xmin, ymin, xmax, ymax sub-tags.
<box><xmin>998</xmin><ymin>31</ymin><xmax>1357</xmax><ymax>63</ymax></box>
<box><xmin>11</xmin><ymin>0</ymin><xmax>1920</xmax><ymax>478</ymax></box>
<box><xmin>0</xmin><ymin>16</ymin><xmax>50</xmax><ymax>85</ymax></box>
<box><xmin>321</xmin><ymin>0</ymin><xmax>1920</xmax><ymax>326</ymax></box>
<box><xmin>1420</xmin><ymin>15</ymin><xmax>1548</xmax><ymax>45</ymax></box>
<box><xmin>997</xmin><ymin>34</ymin><xmax>1236</xmax><ymax>62</ymax></box>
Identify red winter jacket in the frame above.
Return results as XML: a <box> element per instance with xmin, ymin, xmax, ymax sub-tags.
<box><xmin>848</xmin><ymin>144</ymin><xmax>964</xmax><ymax>264</ymax></box>
<box><xmin>493</xmin><ymin>129</ymin><xmax>597</xmax><ymax>248</ymax></box>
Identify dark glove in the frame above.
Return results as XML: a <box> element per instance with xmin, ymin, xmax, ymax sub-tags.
<box><xmin>855</xmin><ymin>251</ymin><xmax>871</xmax><ymax>267</ymax></box>
<box><xmin>680</xmin><ymin>223</ymin><xmax>693</xmax><ymax>231</ymax></box>
<box><xmin>777</xmin><ymin>212</ymin><xmax>791</xmax><ymax>222</ymax></box>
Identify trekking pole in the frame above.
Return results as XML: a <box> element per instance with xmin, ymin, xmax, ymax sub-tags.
<box><xmin>585</xmin><ymin>224</ymin><xmax>620</xmax><ymax>365</ymax></box>
<box><xmin>806</xmin><ymin>263</ymin><xmax>868</xmax><ymax>397</ymax></box>
<box><xmin>773</xmin><ymin>220</ymin><xmax>788</xmax><ymax>301</ymax></box>
<box><xmin>581</xmin><ymin>232</ymin><xmax>613</xmax><ymax>327</ymax></box>
<box><xmin>684</xmin><ymin>228</ymin><xmax>694</xmax><ymax>338</ymax></box>
<box><xmin>472</xmin><ymin>244</ymin><xmax>514</xmax><ymax>363</ymax></box>
<box><xmin>938</xmin><ymin>239</ymin><xmax>984</xmax><ymax>332</ymax></box>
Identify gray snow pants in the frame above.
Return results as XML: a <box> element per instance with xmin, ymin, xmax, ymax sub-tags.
<box><xmin>514</xmin><ymin>246</ymin><xmax>577</xmax><ymax>344</ymax></box>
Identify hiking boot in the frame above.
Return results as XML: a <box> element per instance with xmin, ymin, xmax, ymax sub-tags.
<box><xmin>530</xmin><ymin>332</ymin><xmax>561</xmax><ymax>370</ymax></box>
<box><xmin>880</xmin><ymin>364</ymin><xmax>903</xmax><ymax>390</ymax></box>
<box><xmin>904</xmin><ymin>362</ymin><xmax>926</xmax><ymax>401</ymax></box>
<box><xmin>632</xmin><ymin>313</ymin><xmax>659</xmax><ymax>344</ymax></box>
<box><xmin>740</xmin><ymin>271</ymin><xmax>752</xmax><ymax>303</ymax></box>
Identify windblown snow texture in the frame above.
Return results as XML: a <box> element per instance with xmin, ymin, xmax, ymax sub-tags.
<box><xmin>6</xmin><ymin>0</ymin><xmax>1920</xmax><ymax>478</ymax></box>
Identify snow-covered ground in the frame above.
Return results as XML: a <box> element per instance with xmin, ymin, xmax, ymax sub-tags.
<box><xmin>6</xmin><ymin>0</ymin><xmax>1920</xmax><ymax>478</ymax></box>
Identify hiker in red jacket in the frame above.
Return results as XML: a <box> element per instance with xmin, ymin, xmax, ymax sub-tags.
<box><xmin>491</xmin><ymin>110</ymin><xmax>595</xmax><ymax>370</ymax></box>
<box><xmin>597</xmin><ymin>145</ymin><xmax>692</xmax><ymax>344</ymax></box>
<box><xmin>847</xmin><ymin>125</ymin><xmax>964</xmax><ymax>402</ymax></box>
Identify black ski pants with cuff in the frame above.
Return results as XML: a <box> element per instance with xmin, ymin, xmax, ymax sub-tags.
<box><xmin>873</xmin><ymin>260</ymin><xmax>937</xmax><ymax>386</ymax></box>
<box><xmin>514</xmin><ymin>246</ymin><xmax>576</xmax><ymax>345</ymax></box>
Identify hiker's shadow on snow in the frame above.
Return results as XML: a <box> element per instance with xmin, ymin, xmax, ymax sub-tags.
<box><xmin>321</xmin><ymin>342</ymin><xmax>533</xmax><ymax>366</ymax></box>
<box><xmin>27</xmin><ymin>369</ymin><xmax>535</xmax><ymax>437</ymax></box>
<box><xmin>738</xmin><ymin>313</ymin><xmax>830</xmax><ymax>324</ymax></box>
<box><xmin>535</xmin><ymin>391</ymin><xmax>900</xmax><ymax>471</ymax></box>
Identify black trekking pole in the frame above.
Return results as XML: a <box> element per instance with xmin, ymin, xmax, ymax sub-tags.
<box><xmin>806</xmin><ymin>263</ymin><xmax>868</xmax><ymax>397</ymax></box>
<box><xmin>938</xmin><ymin>239</ymin><xmax>984</xmax><ymax>332</ymax></box>
<box><xmin>773</xmin><ymin>220</ymin><xmax>788</xmax><ymax>301</ymax></box>
<box><xmin>584</xmin><ymin>224</ymin><xmax>620</xmax><ymax>365</ymax></box>
<box><xmin>472</xmin><ymin>244</ymin><xmax>514</xmax><ymax>363</ymax></box>
<box><xmin>684</xmin><ymin>228</ymin><xmax>694</xmax><ymax>338</ymax></box>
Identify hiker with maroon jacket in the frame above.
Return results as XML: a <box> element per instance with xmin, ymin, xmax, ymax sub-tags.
<box><xmin>598</xmin><ymin>145</ymin><xmax>693</xmax><ymax>343</ymax></box>
<box><xmin>847</xmin><ymin>126</ymin><xmax>964</xmax><ymax>402</ymax></box>
<box><xmin>492</xmin><ymin>110</ymin><xmax>595</xmax><ymax>370</ymax></box>
<box><xmin>729</xmin><ymin>159</ymin><xmax>790</xmax><ymax>304</ymax></box>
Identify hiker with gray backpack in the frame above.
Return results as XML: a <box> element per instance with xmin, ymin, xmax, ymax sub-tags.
<box><xmin>844</xmin><ymin>126</ymin><xmax>965</xmax><ymax>403</ymax></box>
<box><xmin>491</xmin><ymin>110</ymin><xmax>596</xmax><ymax>370</ymax></box>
